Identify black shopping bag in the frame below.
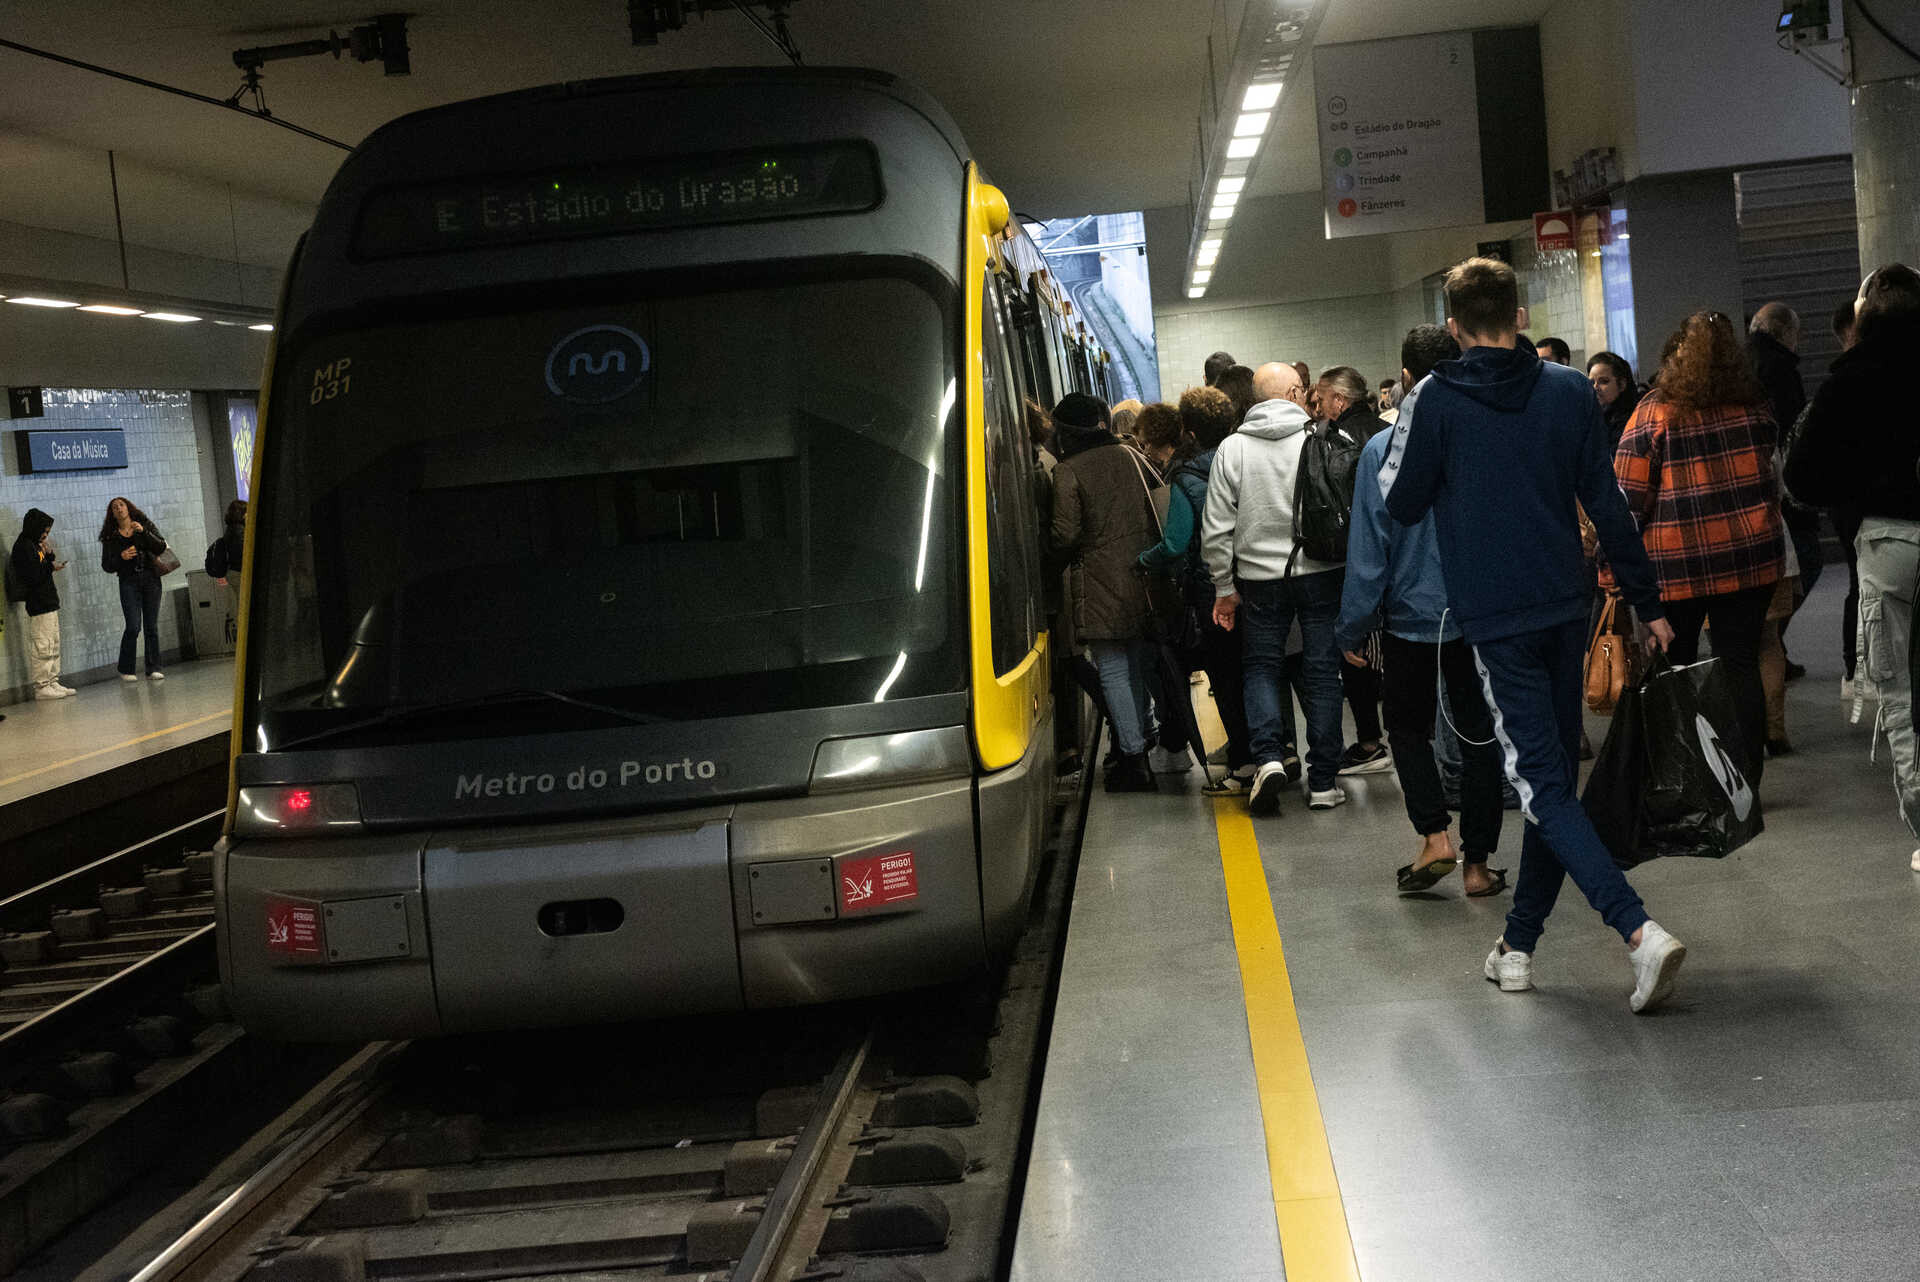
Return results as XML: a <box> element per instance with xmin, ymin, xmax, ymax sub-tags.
<box><xmin>1583</xmin><ymin>657</ymin><xmax>1763</xmax><ymax>868</ymax></box>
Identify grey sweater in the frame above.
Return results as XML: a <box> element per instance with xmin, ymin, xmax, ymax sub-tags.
<box><xmin>1201</xmin><ymin>398</ymin><xmax>1343</xmax><ymax>593</ymax></box>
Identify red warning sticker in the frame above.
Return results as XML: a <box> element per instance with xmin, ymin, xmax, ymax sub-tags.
<box><xmin>839</xmin><ymin>851</ymin><xmax>920</xmax><ymax>913</ymax></box>
<box><xmin>264</xmin><ymin>898</ymin><xmax>324</xmax><ymax>957</ymax></box>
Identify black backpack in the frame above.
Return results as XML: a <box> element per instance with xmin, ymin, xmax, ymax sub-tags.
<box><xmin>1289</xmin><ymin>422</ymin><xmax>1363</xmax><ymax>568</ymax></box>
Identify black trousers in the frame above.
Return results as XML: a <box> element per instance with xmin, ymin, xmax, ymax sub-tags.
<box><xmin>1663</xmin><ymin>584</ymin><xmax>1773</xmax><ymax>784</ymax></box>
<box><xmin>1381</xmin><ymin>633</ymin><xmax>1503</xmax><ymax>862</ymax></box>
<box><xmin>1199</xmin><ymin>616</ymin><xmax>1253</xmax><ymax>771</ymax></box>
<box><xmin>1342</xmin><ymin>657</ymin><xmax>1383</xmax><ymax>744</ymax></box>
<box><xmin>1837</xmin><ymin>508</ymin><xmax>1862</xmax><ymax>679</ymax></box>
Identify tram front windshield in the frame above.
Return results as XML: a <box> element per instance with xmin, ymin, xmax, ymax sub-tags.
<box><xmin>249</xmin><ymin>268</ymin><xmax>961</xmax><ymax>751</ymax></box>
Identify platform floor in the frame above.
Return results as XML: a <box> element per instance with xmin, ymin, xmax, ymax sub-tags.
<box><xmin>0</xmin><ymin>658</ymin><xmax>233</xmax><ymax>813</ymax></box>
<box><xmin>1013</xmin><ymin>573</ymin><xmax>1920</xmax><ymax>1282</ymax></box>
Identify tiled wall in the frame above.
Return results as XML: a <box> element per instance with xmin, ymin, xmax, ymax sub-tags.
<box><xmin>1</xmin><ymin>389</ymin><xmax>210</xmax><ymax>691</ymax></box>
<box><xmin>1153</xmin><ymin>293</ymin><xmax>1400</xmax><ymax>401</ymax></box>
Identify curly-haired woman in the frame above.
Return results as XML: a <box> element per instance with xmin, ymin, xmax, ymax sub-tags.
<box><xmin>1609</xmin><ymin>311</ymin><xmax>1786</xmax><ymax>783</ymax></box>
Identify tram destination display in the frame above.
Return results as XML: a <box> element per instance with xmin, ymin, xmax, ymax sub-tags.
<box><xmin>354</xmin><ymin>140</ymin><xmax>882</xmax><ymax>257</ymax></box>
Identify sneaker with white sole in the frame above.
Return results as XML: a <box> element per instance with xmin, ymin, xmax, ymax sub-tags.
<box><xmin>149</xmin><ymin>671</ymin><xmax>165</xmax><ymax>681</ymax></box>
<box><xmin>1910</xmin><ymin>849</ymin><xmax>1919</xmax><ymax>873</ymax></box>
<box><xmin>1203</xmin><ymin>767</ymin><xmax>1255</xmax><ymax>796</ymax></box>
<box><xmin>1627</xmin><ymin>920</ymin><xmax>1686</xmax><ymax>1014</ymax></box>
<box><xmin>1149</xmin><ymin>745</ymin><xmax>1194</xmax><ymax>773</ymax></box>
<box><xmin>120</xmin><ymin>673</ymin><xmax>139</xmax><ymax>682</ymax></box>
<box><xmin>33</xmin><ymin>687</ymin><xmax>65</xmax><ymax>700</ymax></box>
<box><xmin>1337</xmin><ymin>743</ymin><xmax>1393</xmax><ymax>776</ymax></box>
<box><xmin>54</xmin><ymin>683</ymin><xmax>76</xmax><ymax>696</ymax></box>
<box><xmin>1483</xmin><ymin>938</ymin><xmax>1534</xmax><ymax>992</ymax></box>
<box><xmin>1248</xmin><ymin>761</ymin><xmax>1288</xmax><ymax>816</ymax></box>
<box><xmin>1307</xmin><ymin>786</ymin><xmax>1348</xmax><ymax>810</ymax></box>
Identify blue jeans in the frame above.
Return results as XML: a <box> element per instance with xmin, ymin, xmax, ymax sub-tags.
<box><xmin>1473</xmin><ymin>618</ymin><xmax>1649</xmax><ymax>953</ymax></box>
<box><xmin>118</xmin><ymin>571</ymin><xmax>163</xmax><ymax>675</ymax></box>
<box><xmin>1239</xmin><ymin>571</ymin><xmax>1344</xmax><ymax>789</ymax></box>
<box><xmin>1089</xmin><ymin>638</ymin><xmax>1155</xmax><ymax>755</ymax></box>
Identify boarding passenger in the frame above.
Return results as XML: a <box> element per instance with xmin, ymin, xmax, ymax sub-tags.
<box><xmin>1048</xmin><ymin>392</ymin><xmax>1162</xmax><ymax>793</ymax></box>
<box><xmin>1751</xmin><ymin>303</ymin><xmax>1820</xmax><ymax>683</ymax></box>
<box><xmin>1339</xmin><ymin>326</ymin><xmax>1507</xmax><ymax>897</ymax></box>
<box><xmin>1378</xmin><ymin>380</ymin><xmax>1400</xmax><ymax>424</ymax></box>
<box><xmin>1536</xmin><ymin>336</ymin><xmax>1572</xmax><ymax>366</ymax></box>
<box><xmin>1785</xmin><ymin>264</ymin><xmax>1920</xmax><ymax>870</ymax></box>
<box><xmin>1131</xmin><ymin>401</ymin><xmax>1198</xmax><ymax>774</ymax></box>
<box><xmin>1142</xmin><ymin>386</ymin><xmax>1253</xmax><ymax>790</ymax></box>
<box><xmin>1135</xmin><ymin>402</ymin><xmax>1186</xmax><ymax>474</ymax></box>
<box><xmin>1204</xmin><ymin>350</ymin><xmax>1237</xmax><ymax>388</ymax></box>
<box><xmin>1204</xmin><ymin>362</ymin><xmax>1349</xmax><ymax>815</ymax></box>
<box><xmin>1387</xmin><ymin>257</ymin><xmax>1686</xmax><ymax>1013</ymax></box>
<box><xmin>1826</xmin><ymin>298</ymin><xmax>1864</xmax><ymax>700</ymax></box>
<box><xmin>1610</xmin><ymin>310</ymin><xmax>1785</xmax><ymax>783</ymax></box>
<box><xmin>9</xmin><ymin>509</ymin><xmax>73</xmax><ymax>699</ymax></box>
<box><xmin>1312</xmin><ymin>366</ymin><xmax>1394</xmax><ymax>778</ymax></box>
<box><xmin>1109</xmin><ymin>398</ymin><xmax>1144</xmax><ymax>448</ymax></box>
<box><xmin>99</xmin><ymin>497</ymin><xmax>171</xmax><ymax>682</ymax></box>
<box><xmin>1215</xmin><ymin>364</ymin><xmax>1257</xmax><ymax>426</ymax></box>
<box><xmin>1586</xmin><ymin>351</ymin><xmax>1640</xmax><ymax>449</ymax></box>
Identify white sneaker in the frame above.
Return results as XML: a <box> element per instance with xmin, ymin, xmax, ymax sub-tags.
<box><xmin>1628</xmin><ymin>920</ymin><xmax>1686</xmax><ymax>1014</ymax></box>
<box><xmin>120</xmin><ymin>673</ymin><xmax>139</xmax><ymax>682</ymax></box>
<box><xmin>149</xmin><ymin>671</ymin><xmax>166</xmax><ymax>681</ymax></box>
<box><xmin>33</xmin><ymin>687</ymin><xmax>65</xmax><ymax>700</ymax></box>
<box><xmin>54</xmin><ymin>683</ymin><xmax>76</xmax><ymax>696</ymax></box>
<box><xmin>1249</xmin><ymin>761</ymin><xmax>1288</xmax><ymax>816</ymax></box>
<box><xmin>1149</xmin><ymin>745</ymin><xmax>1193</xmax><ymax>773</ymax></box>
<box><xmin>1308</xmin><ymin>786</ymin><xmax>1348</xmax><ymax>811</ymax></box>
<box><xmin>1910</xmin><ymin>849</ymin><xmax>1920</xmax><ymax>873</ymax></box>
<box><xmin>1483</xmin><ymin>938</ymin><xmax>1534</xmax><ymax>992</ymax></box>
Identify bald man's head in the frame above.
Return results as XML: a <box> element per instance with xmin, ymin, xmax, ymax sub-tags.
<box><xmin>1252</xmin><ymin>361</ymin><xmax>1302</xmax><ymax>403</ymax></box>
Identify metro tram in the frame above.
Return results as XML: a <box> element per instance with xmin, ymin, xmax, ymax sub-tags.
<box><xmin>217</xmin><ymin>67</ymin><xmax>1114</xmax><ymax>1039</ymax></box>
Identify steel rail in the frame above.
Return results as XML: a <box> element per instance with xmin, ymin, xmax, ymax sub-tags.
<box><xmin>0</xmin><ymin>924</ymin><xmax>216</xmax><ymax>1068</ymax></box>
<box><xmin>0</xmin><ymin>808</ymin><xmax>222</xmax><ymax>923</ymax></box>
<box><xmin>731</xmin><ymin>1033</ymin><xmax>872</xmax><ymax>1281</ymax></box>
<box><xmin>125</xmin><ymin>1042</ymin><xmax>399</xmax><ymax>1282</ymax></box>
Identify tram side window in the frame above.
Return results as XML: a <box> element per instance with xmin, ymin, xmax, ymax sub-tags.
<box><xmin>981</xmin><ymin>271</ymin><xmax>1042</xmax><ymax>676</ymax></box>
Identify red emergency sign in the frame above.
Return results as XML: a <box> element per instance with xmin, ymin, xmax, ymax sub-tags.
<box><xmin>839</xmin><ymin>850</ymin><xmax>920</xmax><ymax>913</ymax></box>
<box><xmin>265</xmin><ymin>898</ymin><xmax>324</xmax><ymax>957</ymax></box>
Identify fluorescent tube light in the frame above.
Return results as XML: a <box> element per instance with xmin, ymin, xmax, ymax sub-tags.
<box><xmin>249</xmin><ymin>323</ymin><xmax>274</xmax><ymax>331</ymax></box>
<box><xmin>79</xmin><ymin>304</ymin><xmax>143</xmax><ymax>315</ymax></box>
<box><xmin>1188</xmin><ymin>287</ymin><xmax>1206</xmax><ymax>299</ymax></box>
<box><xmin>140</xmin><ymin>312</ymin><xmax>202</xmax><ymax>323</ymax></box>
<box><xmin>7</xmin><ymin>296</ymin><xmax>79</xmax><ymax>308</ymax></box>
<box><xmin>1217</xmin><ymin>176</ymin><xmax>1247</xmax><ymax>195</ymax></box>
<box><xmin>1242</xmin><ymin>82</ymin><xmax>1282</xmax><ymax>112</ymax></box>
<box><xmin>1227</xmin><ymin>137</ymin><xmax>1260</xmax><ymax>159</ymax></box>
<box><xmin>1196</xmin><ymin>245</ymin><xmax>1221</xmax><ymax>267</ymax></box>
<box><xmin>1209</xmin><ymin>205</ymin><xmax>1237</xmax><ymax>223</ymax></box>
<box><xmin>1191</xmin><ymin>270</ymin><xmax>1212</xmax><ymax>285</ymax></box>
<box><xmin>1233</xmin><ymin>111</ymin><xmax>1271</xmax><ymax>137</ymax></box>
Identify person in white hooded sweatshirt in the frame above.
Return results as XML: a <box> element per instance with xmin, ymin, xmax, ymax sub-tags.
<box><xmin>1204</xmin><ymin>361</ymin><xmax>1349</xmax><ymax>816</ymax></box>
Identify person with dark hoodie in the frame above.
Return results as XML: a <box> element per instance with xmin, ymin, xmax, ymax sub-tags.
<box><xmin>1784</xmin><ymin>264</ymin><xmax>1920</xmax><ymax>873</ymax></box>
<box><xmin>1314</xmin><ymin>365</ymin><xmax>1395</xmax><ymax>778</ymax></box>
<box><xmin>1339</xmin><ymin>325</ymin><xmax>1507</xmax><ymax>898</ymax></box>
<box><xmin>1049</xmin><ymin>392</ymin><xmax>1162</xmax><ymax>792</ymax></box>
<box><xmin>9</xmin><ymin>509</ymin><xmax>73</xmax><ymax>699</ymax></box>
<box><xmin>1142</xmin><ymin>385</ymin><xmax>1252</xmax><ymax>790</ymax></box>
<box><xmin>206</xmin><ymin>499</ymin><xmax>248</xmax><ymax>589</ymax></box>
<box><xmin>1386</xmin><ymin>257</ymin><xmax>1686</xmax><ymax>1014</ymax></box>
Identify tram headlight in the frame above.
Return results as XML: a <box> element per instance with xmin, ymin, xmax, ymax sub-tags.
<box><xmin>235</xmin><ymin>783</ymin><xmax>364</xmax><ymax>836</ymax></box>
<box><xmin>809</xmin><ymin>726</ymin><xmax>971</xmax><ymax>794</ymax></box>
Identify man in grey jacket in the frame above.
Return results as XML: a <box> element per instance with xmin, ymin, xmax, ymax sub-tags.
<box><xmin>1204</xmin><ymin>362</ymin><xmax>1348</xmax><ymax>815</ymax></box>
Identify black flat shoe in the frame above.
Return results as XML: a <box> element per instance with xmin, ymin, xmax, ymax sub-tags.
<box><xmin>1396</xmin><ymin>858</ymin><xmax>1457</xmax><ymax>893</ymax></box>
<box><xmin>1465</xmin><ymin>867</ymin><xmax>1511</xmax><ymax>897</ymax></box>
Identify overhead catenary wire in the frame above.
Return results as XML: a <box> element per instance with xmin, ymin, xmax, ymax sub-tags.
<box><xmin>0</xmin><ymin>35</ymin><xmax>353</xmax><ymax>151</ymax></box>
<box><xmin>726</xmin><ymin>1</ymin><xmax>803</xmax><ymax>65</ymax></box>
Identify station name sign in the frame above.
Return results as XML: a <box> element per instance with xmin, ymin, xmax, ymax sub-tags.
<box><xmin>15</xmin><ymin>428</ymin><xmax>129</xmax><ymax>472</ymax></box>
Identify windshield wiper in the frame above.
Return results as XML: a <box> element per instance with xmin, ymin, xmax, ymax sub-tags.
<box><xmin>267</xmin><ymin>688</ymin><xmax>668</xmax><ymax>753</ymax></box>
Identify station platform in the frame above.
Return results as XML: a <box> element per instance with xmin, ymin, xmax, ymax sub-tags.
<box><xmin>1</xmin><ymin>659</ymin><xmax>232</xmax><ymax>890</ymax></box>
<box><xmin>1013</xmin><ymin>576</ymin><xmax>1920</xmax><ymax>1282</ymax></box>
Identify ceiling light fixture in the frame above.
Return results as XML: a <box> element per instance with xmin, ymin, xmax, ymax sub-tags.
<box><xmin>1192</xmin><ymin>270</ymin><xmax>1212</xmax><ymax>285</ymax></box>
<box><xmin>1183</xmin><ymin>3</ymin><xmax>1327</xmax><ymax>309</ymax></box>
<box><xmin>1188</xmin><ymin>287</ymin><xmax>1207</xmax><ymax>299</ymax></box>
<box><xmin>140</xmin><ymin>311</ymin><xmax>202</xmax><ymax>323</ymax></box>
<box><xmin>79</xmin><ymin>304</ymin><xmax>143</xmax><ymax>315</ymax></box>
<box><xmin>7</xmin><ymin>296</ymin><xmax>79</xmax><ymax>308</ymax></box>
<box><xmin>250</xmin><ymin>322</ymin><xmax>275</xmax><ymax>332</ymax></box>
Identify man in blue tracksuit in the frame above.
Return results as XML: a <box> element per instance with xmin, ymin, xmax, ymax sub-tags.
<box><xmin>1385</xmin><ymin>257</ymin><xmax>1688</xmax><ymax>1014</ymax></box>
<box><xmin>1338</xmin><ymin>324</ymin><xmax>1506</xmax><ymax>899</ymax></box>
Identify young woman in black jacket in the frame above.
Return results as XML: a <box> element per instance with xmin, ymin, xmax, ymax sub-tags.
<box><xmin>99</xmin><ymin>497</ymin><xmax>170</xmax><ymax>681</ymax></box>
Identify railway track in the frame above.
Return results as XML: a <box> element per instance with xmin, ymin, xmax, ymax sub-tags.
<box><xmin>86</xmin><ymin>735</ymin><xmax>1096</xmax><ymax>1282</ymax></box>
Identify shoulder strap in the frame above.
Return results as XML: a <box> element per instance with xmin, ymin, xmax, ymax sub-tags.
<box><xmin>1122</xmin><ymin>446</ymin><xmax>1165</xmax><ymax>538</ymax></box>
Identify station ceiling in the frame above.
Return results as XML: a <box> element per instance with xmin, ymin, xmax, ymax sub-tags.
<box><xmin>0</xmin><ymin>0</ymin><xmax>1554</xmax><ymax>235</ymax></box>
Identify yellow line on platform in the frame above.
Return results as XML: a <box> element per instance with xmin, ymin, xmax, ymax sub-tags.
<box><xmin>1212</xmin><ymin>796</ymin><xmax>1362</xmax><ymax>1282</ymax></box>
<box><xmin>0</xmin><ymin>710</ymin><xmax>231</xmax><ymax>791</ymax></box>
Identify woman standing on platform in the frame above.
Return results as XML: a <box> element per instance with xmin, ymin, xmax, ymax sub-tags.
<box><xmin>1609</xmin><ymin>311</ymin><xmax>1785</xmax><ymax>783</ymax></box>
<box><xmin>99</xmin><ymin>497</ymin><xmax>170</xmax><ymax>682</ymax></box>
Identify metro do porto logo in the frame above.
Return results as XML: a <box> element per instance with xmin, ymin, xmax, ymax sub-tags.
<box><xmin>545</xmin><ymin>324</ymin><xmax>651</xmax><ymax>404</ymax></box>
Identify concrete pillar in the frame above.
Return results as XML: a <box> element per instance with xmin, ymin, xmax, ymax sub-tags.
<box><xmin>1852</xmin><ymin>74</ymin><xmax>1920</xmax><ymax>272</ymax></box>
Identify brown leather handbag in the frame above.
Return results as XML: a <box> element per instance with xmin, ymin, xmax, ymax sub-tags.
<box><xmin>1585</xmin><ymin>593</ymin><xmax>1630</xmax><ymax>714</ymax></box>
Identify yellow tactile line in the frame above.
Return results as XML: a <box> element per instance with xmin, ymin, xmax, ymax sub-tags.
<box><xmin>0</xmin><ymin>710</ymin><xmax>231</xmax><ymax>791</ymax></box>
<box><xmin>1213</xmin><ymin>796</ymin><xmax>1362</xmax><ymax>1282</ymax></box>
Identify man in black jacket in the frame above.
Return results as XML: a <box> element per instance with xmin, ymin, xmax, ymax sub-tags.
<box><xmin>1751</xmin><ymin>302</ymin><xmax>1819</xmax><ymax>674</ymax></box>
<box><xmin>9</xmin><ymin>508</ymin><xmax>73</xmax><ymax>699</ymax></box>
